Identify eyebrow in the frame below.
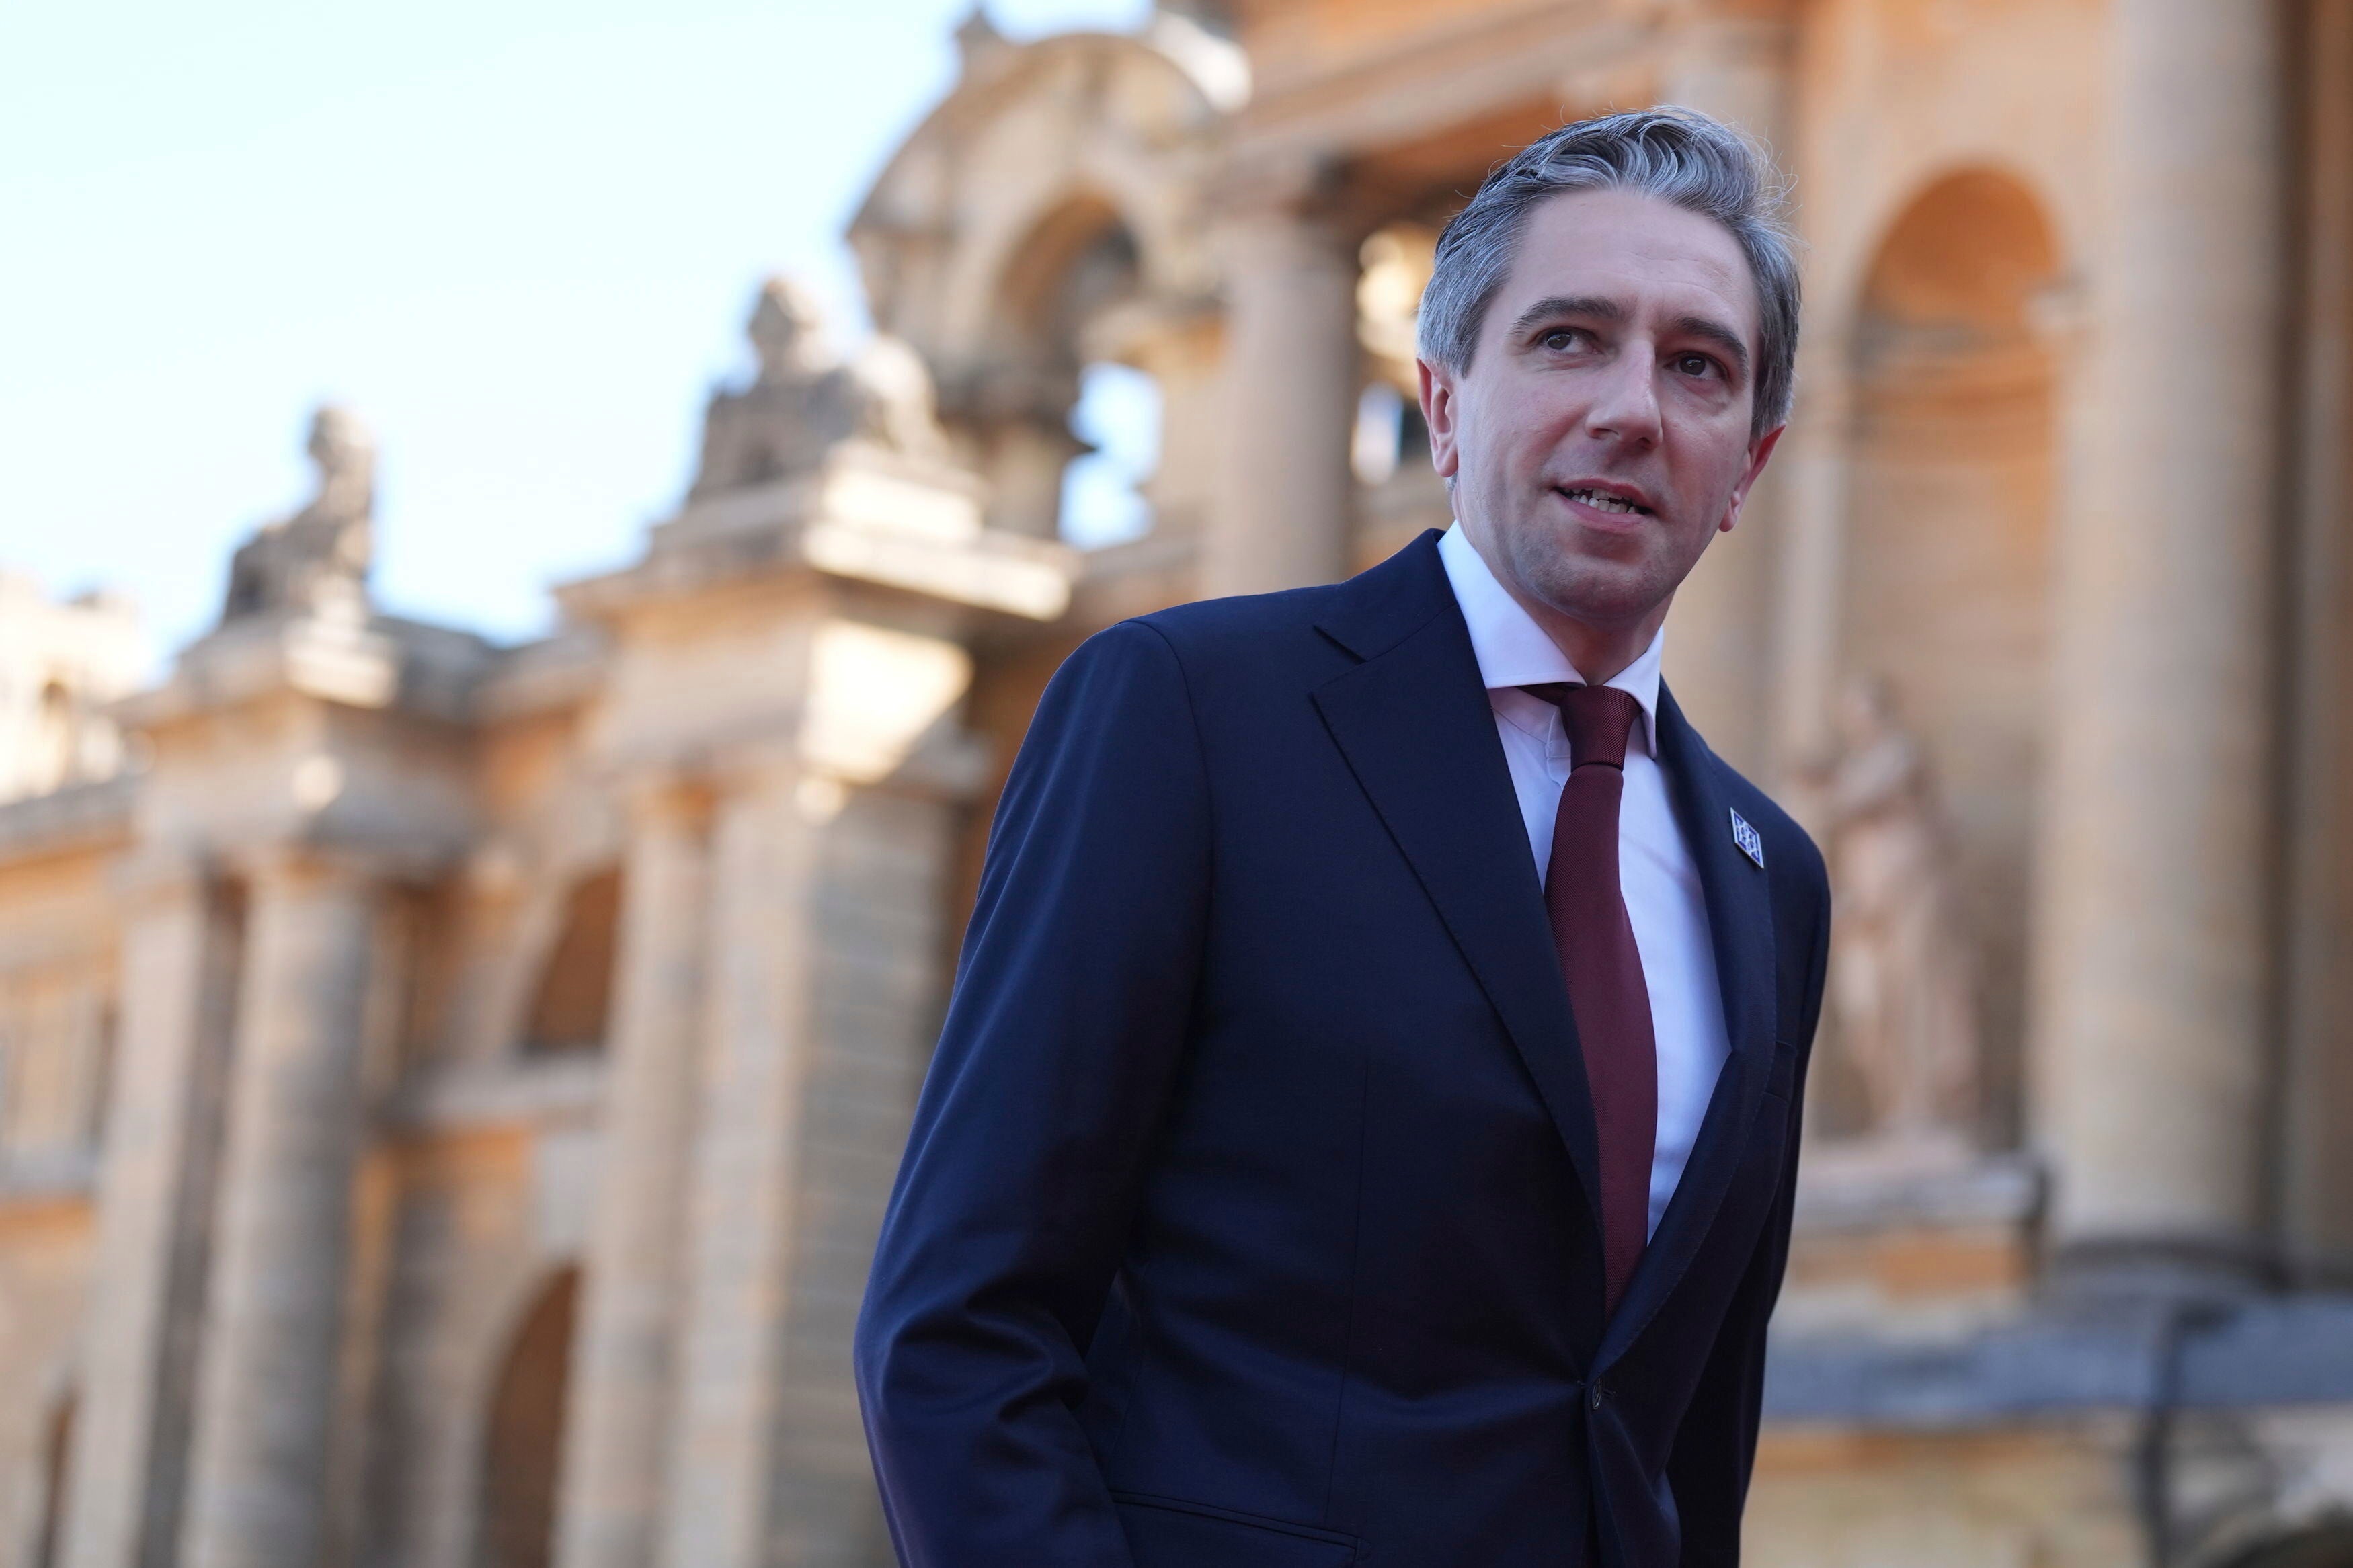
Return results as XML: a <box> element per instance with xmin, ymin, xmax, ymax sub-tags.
<box><xmin>1507</xmin><ymin>294</ymin><xmax>1753</xmax><ymax>382</ymax></box>
<box><xmin>1508</xmin><ymin>294</ymin><xmax>1624</xmax><ymax>337</ymax></box>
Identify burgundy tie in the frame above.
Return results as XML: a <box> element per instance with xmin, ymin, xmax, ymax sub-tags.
<box><xmin>1522</xmin><ymin>682</ymin><xmax>1657</xmax><ymax>1313</ymax></box>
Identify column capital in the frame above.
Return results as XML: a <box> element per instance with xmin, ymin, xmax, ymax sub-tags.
<box><xmin>109</xmin><ymin>845</ymin><xmax>218</xmax><ymax>911</ymax></box>
<box><xmin>699</xmin><ymin>739</ymin><xmax>806</xmax><ymax>802</ymax></box>
<box><xmin>1207</xmin><ymin>147</ymin><xmax>1382</xmax><ymax>257</ymax></box>
<box><xmin>615</xmin><ymin>770</ymin><xmax>717</xmax><ymax>831</ymax></box>
<box><xmin>221</xmin><ymin>841</ymin><xmax>407</xmax><ymax>892</ymax></box>
<box><xmin>1209</xmin><ymin>145</ymin><xmax>1345</xmax><ymax>219</ymax></box>
<box><xmin>1654</xmin><ymin>7</ymin><xmax>1795</xmax><ymax>151</ymax></box>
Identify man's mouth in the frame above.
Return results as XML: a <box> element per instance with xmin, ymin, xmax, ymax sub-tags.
<box><xmin>1558</xmin><ymin>485</ymin><xmax>1655</xmax><ymax>517</ymax></box>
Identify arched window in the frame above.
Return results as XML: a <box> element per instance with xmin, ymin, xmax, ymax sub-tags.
<box><xmin>475</xmin><ymin>1268</ymin><xmax>580</xmax><ymax>1568</ymax></box>
<box><xmin>522</xmin><ymin>870</ymin><xmax>622</xmax><ymax>1055</ymax></box>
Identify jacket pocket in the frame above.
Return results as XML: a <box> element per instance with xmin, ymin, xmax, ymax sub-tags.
<box><xmin>1111</xmin><ymin>1491</ymin><xmax>1359</xmax><ymax>1567</ymax></box>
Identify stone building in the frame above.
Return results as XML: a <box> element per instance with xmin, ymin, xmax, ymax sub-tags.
<box><xmin>5</xmin><ymin>1</ymin><xmax>2353</xmax><ymax>1566</ymax></box>
<box><xmin>0</xmin><ymin>575</ymin><xmax>138</xmax><ymax>810</ymax></box>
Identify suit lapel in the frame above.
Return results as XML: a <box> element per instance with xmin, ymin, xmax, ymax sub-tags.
<box><xmin>1597</xmin><ymin>687</ymin><xmax>1779</xmax><ymax>1368</ymax></box>
<box><xmin>1310</xmin><ymin>538</ymin><xmax>1607</xmax><ymax>1245</ymax></box>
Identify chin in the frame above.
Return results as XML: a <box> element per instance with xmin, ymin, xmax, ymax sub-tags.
<box><xmin>1513</xmin><ymin>540</ymin><xmax>1668</xmax><ymax>626</ymax></box>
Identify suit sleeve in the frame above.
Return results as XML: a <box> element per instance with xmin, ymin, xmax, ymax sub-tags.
<box><xmin>854</xmin><ymin>620</ymin><xmax>1211</xmax><ymax>1568</ymax></box>
<box><xmin>1669</xmin><ymin>853</ymin><xmax>1832</xmax><ymax>1567</ymax></box>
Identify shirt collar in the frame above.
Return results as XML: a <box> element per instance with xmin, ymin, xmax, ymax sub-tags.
<box><xmin>1437</xmin><ymin>522</ymin><xmax>1663</xmax><ymax>756</ymax></box>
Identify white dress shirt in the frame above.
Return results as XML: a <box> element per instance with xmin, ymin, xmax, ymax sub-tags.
<box><xmin>1437</xmin><ymin>524</ymin><xmax>1730</xmax><ymax>1238</ymax></box>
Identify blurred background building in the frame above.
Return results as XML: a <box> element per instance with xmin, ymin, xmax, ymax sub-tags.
<box><xmin>5</xmin><ymin>1</ymin><xmax>2353</xmax><ymax>1565</ymax></box>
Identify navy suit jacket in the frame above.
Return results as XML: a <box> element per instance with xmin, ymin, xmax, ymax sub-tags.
<box><xmin>856</xmin><ymin>532</ymin><xmax>1831</xmax><ymax>1568</ymax></box>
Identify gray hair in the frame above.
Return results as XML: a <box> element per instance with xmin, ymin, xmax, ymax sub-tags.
<box><xmin>1417</xmin><ymin>107</ymin><xmax>1800</xmax><ymax>438</ymax></box>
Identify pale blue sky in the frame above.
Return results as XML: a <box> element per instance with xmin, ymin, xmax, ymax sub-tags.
<box><xmin>0</xmin><ymin>0</ymin><xmax>1150</xmax><ymax>668</ymax></box>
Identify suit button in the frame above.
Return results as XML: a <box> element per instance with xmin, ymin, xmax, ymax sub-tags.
<box><xmin>1591</xmin><ymin>1387</ymin><xmax>1605</xmax><ymax>1410</ymax></box>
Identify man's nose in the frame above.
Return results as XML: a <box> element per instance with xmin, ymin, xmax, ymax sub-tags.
<box><xmin>1584</xmin><ymin>344</ymin><xmax>1663</xmax><ymax>447</ymax></box>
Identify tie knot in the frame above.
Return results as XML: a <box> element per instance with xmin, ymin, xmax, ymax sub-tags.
<box><xmin>1522</xmin><ymin>682</ymin><xmax>1640</xmax><ymax>770</ymax></box>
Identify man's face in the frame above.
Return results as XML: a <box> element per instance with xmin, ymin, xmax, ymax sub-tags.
<box><xmin>1421</xmin><ymin>187</ymin><xmax>1782</xmax><ymax>643</ymax></box>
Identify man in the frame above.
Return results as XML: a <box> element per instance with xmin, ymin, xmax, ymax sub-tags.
<box><xmin>856</xmin><ymin>108</ymin><xmax>1830</xmax><ymax>1568</ymax></box>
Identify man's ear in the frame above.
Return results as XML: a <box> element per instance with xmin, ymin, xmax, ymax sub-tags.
<box><xmin>1418</xmin><ymin>358</ymin><xmax>1461</xmax><ymax>481</ymax></box>
<box><xmin>1718</xmin><ymin>423</ymin><xmax>1785</xmax><ymax>534</ymax></box>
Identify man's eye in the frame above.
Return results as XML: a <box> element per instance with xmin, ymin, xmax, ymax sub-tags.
<box><xmin>1541</xmin><ymin>329</ymin><xmax>1583</xmax><ymax>352</ymax></box>
<box><xmin>1674</xmin><ymin>353</ymin><xmax>1720</xmax><ymax>378</ymax></box>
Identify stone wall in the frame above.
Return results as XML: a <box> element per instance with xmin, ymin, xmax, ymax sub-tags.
<box><xmin>0</xmin><ymin>791</ymin><xmax>122</xmax><ymax>1568</ymax></box>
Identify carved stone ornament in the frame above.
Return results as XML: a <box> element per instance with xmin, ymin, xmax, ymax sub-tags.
<box><xmin>1820</xmin><ymin>674</ymin><xmax>1981</xmax><ymax>1148</ymax></box>
<box><xmin>221</xmin><ymin>405</ymin><xmax>376</xmax><ymax>624</ymax></box>
<box><xmin>688</xmin><ymin>276</ymin><xmax>951</xmax><ymax>501</ymax></box>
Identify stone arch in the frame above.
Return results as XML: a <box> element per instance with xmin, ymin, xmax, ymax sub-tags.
<box><xmin>473</xmin><ymin>1265</ymin><xmax>579</xmax><ymax>1568</ymax></box>
<box><xmin>993</xmin><ymin>192</ymin><xmax>1144</xmax><ymax>361</ymax></box>
<box><xmin>519</xmin><ymin>867</ymin><xmax>621</xmax><ymax>1056</ymax></box>
<box><xmin>1824</xmin><ymin>165</ymin><xmax>2064</xmax><ymax>1145</ymax></box>
<box><xmin>852</xmin><ymin>25</ymin><xmax>1230</xmax><ymax>543</ymax></box>
<box><xmin>852</xmin><ymin>26</ymin><xmax>1228</xmax><ymax>356</ymax></box>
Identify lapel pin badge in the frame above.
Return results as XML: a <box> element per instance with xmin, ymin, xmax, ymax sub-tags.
<box><xmin>1730</xmin><ymin>807</ymin><xmax>1766</xmax><ymax>870</ymax></box>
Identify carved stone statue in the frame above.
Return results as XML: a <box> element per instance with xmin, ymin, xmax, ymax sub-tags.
<box><xmin>1821</xmin><ymin>676</ymin><xmax>1979</xmax><ymax>1145</ymax></box>
<box><xmin>688</xmin><ymin>276</ymin><xmax>949</xmax><ymax>499</ymax></box>
<box><xmin>222</xmin><ymin>406</ymin><xmax>376</xmax><ymax>623</ymax></box>
<box><xmin>849</xmin><ymin>335</ymin><xmax>951</xmax><ymax>460</ymax></box>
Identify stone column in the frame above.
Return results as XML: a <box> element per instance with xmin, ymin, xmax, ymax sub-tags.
<box><xmin>1657</xmin><ymin>13</ymin><xmax>1794</xmax><ymax>774</ymax></box>
<box><xmin>555</xmin><ymin>780</ymin><xmax>713</xmax><ymax>1568</ymax></box>
<box><xmin>2282</xmin><ymin>0</ymin><xmax>2353</xmax><ymax>1279</ymax></box>
<box><xmin>1124</xmin><ymin>308</ymin><xmax>1225</xmax><ymax>545</ymax></box>
<box><xmin>63</xmin><ymin>856</ymin><xmax>240</xmax><ymax>1568</ymax></box>
<box><xmin>1206</xmin><ymin>183</ymin><xmax>1359</xmax><ymax>597</ymax></box>
<box><xmin>762</xmin><ymin>780</ymin><xmax>954</xmax><ymax>1566</ymax></box>
<box><xmin>653</xmin><ymin>746</ymin><xmax>955</xmax><ymax>1568</ymax></box>
<box><xmin>657</xmin><ymin>761</ymin><xmax>817</xmax><ymax>1568</ymax></box>
<box><xmin>2032</xmin><ymin>0</ymin><xmax>2285</xmax><ymax>1286</ymax></box>
<box><xmin>980</xmin><ymin>413</ymin><xmax>1084</xmax><ymax>540</ymax></box>
<box><xmin>177</xmin><ymin>852</ymin><xmax>381</xmax><ymax>1568</ymax></box>
<box><xmin>1659</xmin><ymin>12</ymin><xmax>1790</xmax><ymax>147</ymax></box>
